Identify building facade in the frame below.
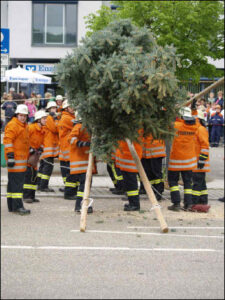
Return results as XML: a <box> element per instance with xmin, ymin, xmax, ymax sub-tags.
<box><xmin>1</xmin><ymin>0</ymin><xmax>104</xmax><ymax>96</ymax></box>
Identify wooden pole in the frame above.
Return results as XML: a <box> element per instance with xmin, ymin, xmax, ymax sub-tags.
<box><xmin>126</xmin><ymin>139</ymin><xmax>169</xmax><ymax>233</ymax></box>
<box><xmin>181</xmin><ymin>76</ymin><xmax>224</xmax><ymax>108</ymax></box>
<box><xmin>80</xmin><ymin>152</ymin><xmax>94</xmax><ymax>232</ymax></box>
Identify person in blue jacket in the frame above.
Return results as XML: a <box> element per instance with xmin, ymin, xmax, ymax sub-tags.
<box><xmin>209</xmin><ymin>105</ymin><xmax>224</xmax><ymax>147</ymax></box>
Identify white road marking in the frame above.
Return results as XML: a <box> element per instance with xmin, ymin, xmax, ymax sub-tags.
<box><xmin>70</xmin><ymin>229</ymin><xmax>224</xmax><ymax>239</ymax></box>
<box><xmin>1</xmin><ymin>245</ymin><xmax>223</xmax><ymax>253</ymax></box>
<box><xmin>127</xmin><ymin>226</ymin><xmax>224</xmax><ymax>230</ymax></box>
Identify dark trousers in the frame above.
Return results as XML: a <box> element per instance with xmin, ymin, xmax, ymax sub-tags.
<box><xmin>64</xmin><ymin>172</ymin><xmax>79</xmax><ymax>198</ymax></box>
<box><xmin>211</xmin><ymin>126</ymin><xmax>221</xmax><ymax>146</ymax></box>
<box><xmin>39</xmin><ymin>157</ymin><xmax>54</xmax><ymax>189</ymax></box>
<box><xmin>107</xmin><ymin>163</ymin><xmax>124</xmax><ymax>190</ymax></box>
<box><xmin>36</xmin><ymin>159</ymin><xmax>44</xmax><ymax>187</ymax></box>
<box><xmin>60</xmin><ymin>161</ymin><xmax>70</xmax><ymax>185</ymax></box>
<box><xmin>121</xmin><ymin>170</ymin><xmax>140</xmax><ymax>207</ymax></box>
<box><xmin>23</xmin><ymin>166</ymin><xmax>37</xmax><ymax>199</ymax></box>
<box><xmin>7</xmin><ymin>172</ymin><xmax>25</xmax><ymax>211</ymax></box>
<box><xmin>192</xmin><ymin>172</ymin><xmax>208</xmax><ymax>204</ymax></box>
<box><xmin>140</xmin><ymin>157</ymin><xmax>164</xmax><ymax>200</ymax></box>
<box><xmin>168</xmin><ymin>170</ymin><xmax>192</xmax><ymax>206</ymax></box>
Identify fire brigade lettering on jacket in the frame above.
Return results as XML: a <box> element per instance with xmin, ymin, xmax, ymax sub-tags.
<box><xmin>193</xmin><ymin>125</ymin><xmax>210</xmax><ymax>173</ymax></box>
<box><xmin>3</xmin><ymin>117</ymin><xmax>30</xmax><ymax>172</ymax></box>
<box><xmin>68</xmin><ymin>123</ymin><xmax>94</xmax><ymax>174</ymax></box>
<box><xmin>168</xmin><ymin>119</ymin><xmax>198</xmax><ymax>171</ymax></box>
<box><xmin>41</xmin><ymin>115</ymin><xmax>59</xmax><ymax>159</ymax></box>
<box><xmin>58</xmin><ymin>111</ymin><xmax>74</xmax><ymax>161</ymax></box>
<box><xmin>142</xmin><ymin>134</ymin><xmax>166</xmax><ymax>159</ymax></box>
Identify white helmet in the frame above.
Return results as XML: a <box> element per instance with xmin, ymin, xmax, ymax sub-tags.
<box><xmin>197</xmin><ymin>110</ymin><xmax>205</xmax><ymax>120</ymax></box>
<box><xmin>179</xmin><ymin>107</ymin><xmax>192</xmax><ymax>118</ymax></box>
<box><xmin>15</xmin><ymin>104</ymin><xmax>28</xmax><ymax>115</ymax></box>
<box><xmin>46</xmin><ymin>101</ymin><xmax>57</xmax><ymax>110</ymax></box>
<box><xmin>62</xmin><ymin>99</ymin><xmax>70</xmax><ymax>109</ymax></box>
<box><xmin>34</xmin><ymin>110</ymin><xmax>48</xmax><ymax>121</ymax></box>
<box><xmin>56</xmin><ymin>95</ymin><xmax>63</xmax><ymax>101</ymax></box>
<box><xmin>75</xmin><ymin>110</ymin><xmax>82</xmax><ymax>121</ymax></box>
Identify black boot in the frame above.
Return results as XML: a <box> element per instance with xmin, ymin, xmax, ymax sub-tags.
<box><xmin>168</xmin><ymin>203</ymin><xmax>181</xmax><ymax>212</ymax></box>
<box><xmin>12</xmin><ymin>207</ymin><xmax>31</xmax><ymax>215</ymax></box>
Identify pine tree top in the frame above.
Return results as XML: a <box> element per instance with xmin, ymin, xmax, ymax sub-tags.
<box><xmin>56</xmin><ymin>19</ymin><xmax>186</xmax><ymax>161</ymax></box>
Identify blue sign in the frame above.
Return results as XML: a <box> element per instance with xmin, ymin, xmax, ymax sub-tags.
<box><xmin>1</xmin><ymin>28</ymin><xmax>10</xmax><ymax>54</ymax></box>
<box><xmin>25</xmin><ymin>65</ymin><xmax>37</xmax><ymax>71</ymax></box>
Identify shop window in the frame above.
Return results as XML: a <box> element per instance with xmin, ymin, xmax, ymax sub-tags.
<box><xmin>32</xmin><ymin>1</ymin><xmax>77</xmax><ymax>46</ymax></box>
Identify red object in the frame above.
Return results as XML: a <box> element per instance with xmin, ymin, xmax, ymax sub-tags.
<box><xmin>191</xmin><ymin>204</ymin><xmax>211</xmax><ymax>213</ymax></box>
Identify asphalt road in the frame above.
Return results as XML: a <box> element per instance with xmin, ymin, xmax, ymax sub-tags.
<box><xmin>1</xmin><ymin>195</ymin><xmax>224</xmax><ymax>299</ymax></box>
<box><xmin>1</xmin><ymin>146</ymin><xmax>224</xmax><ymax>299</ymax></box>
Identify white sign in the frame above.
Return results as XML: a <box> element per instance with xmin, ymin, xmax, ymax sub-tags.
<box><xmin>1</xmin><ymin>67</ymin><xmax>6</xmax><ymax>78</ymax></box>
<box><xmin>21</xmin><ymin>63</ymin><xmax>56</xmax><ymax>75</ymax></box>
<box><xmin>1</xmin><ymin>53</ymin><xmax>9</xmax><ymax>66</ymax></box>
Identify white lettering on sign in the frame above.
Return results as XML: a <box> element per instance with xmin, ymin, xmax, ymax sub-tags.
<box><xmin>22</xmin><ymin>63</ymin><xmax>56</xmax><ymax>75</ymax></box>
<box><xmin>1</xmin><ymin>54</ymin><xmax>9</xmax><ymax>66</ymax></box>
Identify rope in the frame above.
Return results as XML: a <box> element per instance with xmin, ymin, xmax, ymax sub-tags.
<box><xmin>81</xmin><ymin>198</ymin><xmax>94</xmax><ymax>208</ymax></box>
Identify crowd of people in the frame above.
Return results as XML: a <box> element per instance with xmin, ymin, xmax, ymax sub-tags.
<box><xmin>1</xmin><ymin>89</ymin><xmax>224</xmax><ymax>216</ymax></box>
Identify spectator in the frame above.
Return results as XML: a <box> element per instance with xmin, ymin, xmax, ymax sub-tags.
<box><xmin>207</xmin><ymin>92</ymin><xmax>215</xmax><ymax>104</ymax></box>
<box><xmin>209</xmin><ymin>105</ymin><xmax>224</xmax><ymax>147</ymax></box>
<box><xmin>35</xmin><ymin>94</ymin><xmax>42</xmax><ymax>109</ymax></box>
<box><xmin>19</xmin><ymin>91</ymin><xmax>28</xmax><ymax>100</ymax></box>
<box><xmin>200</xmin><ymin>98</ymin><xmax>206</xmax><ymax>107</ymax></box>
<box><xmin>214</xmin><ymin>91</ymin><xmax>224</xmax><ymax>110</ymax></box>
<box><xmin>25</xmin><ymin>98</ymin><xmax>37</xmax><ymax>123</ymax></box>
<box><xmin>38</xmin><ymin>92</ymin><xmax>51</xmax><ymax>110</ymax></box>
<box><xmin>1</xmin><ymin>93</ymin><xmax>17</xmax><ymax>129</ymax></box>
<box><xmin>9</xmin><ymin>87</ymin><xmax>22</xmax><ymax>104</ymax></box>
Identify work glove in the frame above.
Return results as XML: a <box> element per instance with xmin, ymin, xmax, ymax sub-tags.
<box><xmin>77</xmin><ymin>141</ymin><xmax>91</xmax><ymax>147</ymax></box>
<box><xmin>7</xmin><ymin>152</ymin><xmax>15</xmax><ymax>168</ymax></box>
<box><xmin>37</xmin><ymin>147</ymin><xmax>43</xmax><ymax>155</ymax></box>
<box><xmin>29</xmin><ymin>147</ymin><xmax>36</xmax><ymax>155</ymax></box>
<box><xmin>197</xmin><ymin>161</ymin><xmax>205</xmax><ymax>169</ymax></box>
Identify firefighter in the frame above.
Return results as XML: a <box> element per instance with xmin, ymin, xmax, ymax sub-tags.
<box><xmin>68</xmin><ymin>112</ymin><xmax>95</xmax><ymax>213</ymax></box>
<box><xmin>57</xmin><ymin>99</ymin><xmax>75</xmax><ymax>196</ymax></box>
<box><xmin>23</xmin><ymin>110</ymin><xmax>47</xmax><ymax>203</ymax></box>
<box><xmin>167</xmin><ymin>107</ymin><xmax>199</xmax><ymax>211</ymax></box>
<box><xmin>3</xmin><ymin>104</ymin><xmax>30</xmax><ymax>215</ymax></box>
<box><xmin>107</xmin><ymin>151</ymin><xmax>125</xmax><ymax>195</ymax></box>
<box><xmin>115</xmin><ymin>131</ymin><xmax>143</xmax><ymax>211</ymax></box>
<box><xmin>192</xmin><ymin>110</ymin><xmax>211</xmax><ymax>213</ymax></box>
<box><xmin>56</xmin><ymin>94</ymin><xmax>64</xmax><ymax>118</ymax></box>
<box><xmin>38</xmin><ymin>101</ymin><xmax>59</xmax><ymax>192</ymax></box>
<box><xmin>140</xmin><ymin>134</ymin><xmax>166</xmax><ymax>201</ymax></box>
<box><xmin>209</xmin><ymin>105</ymin><xmax>224</xmax><ymax>147</ymax></box>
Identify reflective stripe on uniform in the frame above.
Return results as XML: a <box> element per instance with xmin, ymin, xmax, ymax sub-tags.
<box><xmin>11</xmin><ymin>193</ymin><xmax>23</xmax><ymax>198</ymax></box>
<box><xmin>116</xmin><ymin>162</ymin><xmax>137</xmax><ymax>170</ymax></box>
<box><xmin>201</xmin><ymin>149</ymin><xmax>209</xmax><ymax>153</ymax></box>
<box><xmin>150</xmin><ymin>179</ymin><xmax>162</xmax><ymax>185</ymax></box>
<box><xmin>169</xmin><ymin>157</ymin><xmax>196</xmax><ymax>164</ymax></box>
<box><xmin>184</xmin><ymin>189</ymin><xmax>192</xmax><ymax>194</ymax></box>
<box><xmin>200</xmin><ymin>190</ymin><xmax>208</xmax><ymax>195</ymax></box>
<box><xmin>70</xmin><ymin>166</ymin><xmax>88</xmax><ymax>172</ymax></box>
<box><xmin>192</xmin><ymin>190</ymin><xmax>201</xmax><ymax>196</ymax></box>
<box><xmin>41</xmin><ymin>174</ymin><xmax>50</xmax><ymax>180</ymax></box>
<box><xmin>4</xmin><ymin>143</ymin><xmax>13</xmax><ymax>147</ymax></box>
<box><xmin>77</xmin><ymin>191</ymin><xmax>84</xmax><ymax>198</ymax></box>
<box><xmin>127</xmin><ymin>190</ymin><xmax>139</xmax><ymax>197</ymax></box>
<box><xmin>145</xmin><ymin>151</ymin><xmax>166</xmax><ymax>157</ymax></box>
<box><xmin>8</xmin><ymin>166</ymin><xmax>27</xmax><ymax>170</ymax></box>
<box><xmin>170</xmin><ymin>186</ymin><xmax>179</xmax><ymax>192</ymax></box>
<box><xmin>65</xmin><ymin>182</ymin><xmax>77</xmax><ymax>188</ymax></box>
<box><xmin>23</xmin><ymin>184</ymin><xmax>37</xmax><ymax>190</ymax></box>
<box><xmin>168</xmin><ymin>162</ymin><xmax>197</xmax><ymax>169</ymax></box>
<box><xmin>70</xmin><ymin>161</ymin><xmax>89</xmax><ymax>166</ymax></box>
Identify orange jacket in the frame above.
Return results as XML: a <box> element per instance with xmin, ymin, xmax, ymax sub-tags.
<box><xmin>193</xmin><ymin>125</ymin><xmax>210</xmax><ymax>173</ymax></box>
<box><xmin>58</xmin><ymin>111</ymin><xmax>75</xmax><ymax>161</ymax></box>
<box><xmin>115</xmin><ymin>136</ymin><xmax>143</xmax><ymax>173</ymax></box>
<box><xmin>142</xmin><ymin>134</ymin><xmax>166</xmax><ymax>159</ymax></box>
<box><xmin>168</xmin><ymin>119</ymin><xmax>198</xmax><ymax>171</ymax></box>
<box><xmin>28</xmin><ymin>122</ymin><xmax>45</xmax><ymax>150</ymax></box>
<box><xmin>27</xmin><ymin>122</ymin><xmax>45</xmax><ymax>169</ymax></box>
<box><xmin>68</xmin><ymin>123</ymin><xmax>96</xmax><ymax>174</ymax></box>
<box><xmin>3</xmin><ymin>117</ymin><xmax>29</xmax><ymax>172</ymax></box>
<box><xmin>41</xmin><ymin>115</ymin><xmax>59</xmax><ymax>159</ymax></box>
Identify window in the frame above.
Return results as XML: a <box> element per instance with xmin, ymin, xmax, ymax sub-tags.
<box><xmin>32</xmin><ymin>1</ymin><xmax>77</xmax><ymax>46</ymax></box>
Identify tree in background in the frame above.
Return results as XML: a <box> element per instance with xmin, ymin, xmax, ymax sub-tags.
<box><xmin>85</xmin><ymin>1</ymin><xmax>224</xmax><ymax>83</ymax></box>
<box><xmin>56</xmin><ymin>19</ymin><xmax>186</xmax><ymax>161</ymax></box>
